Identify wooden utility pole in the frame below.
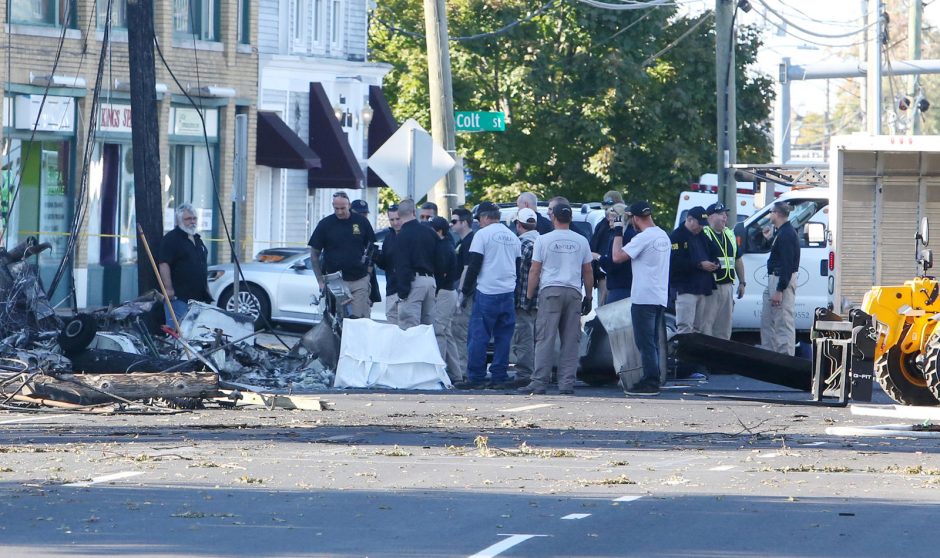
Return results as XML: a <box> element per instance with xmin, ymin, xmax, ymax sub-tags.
<box><xmin>127</xmin><ymin>0</ymin><xmax>163</xmax><ymax>297</ymax></box>
<box><xmin>423</xmin><ymin>0</ymin><xmax>458</xmax><ymax>213</ymax></box>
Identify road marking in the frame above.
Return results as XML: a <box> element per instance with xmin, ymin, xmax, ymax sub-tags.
<box><xmin>469</xmin><ymin>534</ymin><xmax>546</xmax><ymax>558</ymax></box>
<box><xmin>800</xmin><ymin>441</ymin><xmax>827</xmax><ymax>446</ymax></box>
<box><xmin>709</xmin><ymin>465</ymin><xmax>736</xmax><ymax>471</ymax></box>
<box><xmin>561</xmin><ymin>513</ymin><xmax>591</xmax><ymax>520</ymax></box>
<box><xmin>499</xmin><ymin>403</ymin><xmax>554</xmax><ymax>413</ymax></box>
<box><xmin>0</xmin><ymin>414</ymin><xmax>69</xmax><ymax>425</ymax></box>
<box><xmin>613</xmin><ymin>495</ymin><xmax>644</xmax><ymax>502</ymax></box>
<box><xmin>319</xmin><ymin>435</ymin><xmax>356</xmax><ymax>442</ymax></box>
<box><xmin>64</xmin><ymin>471</ymin><xmax>143</xmax><ymax>487</ymax></box>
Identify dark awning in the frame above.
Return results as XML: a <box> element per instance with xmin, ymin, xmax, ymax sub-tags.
<box><xmin>256</xmin><ymin>111</ymin><xmax>321</xmax><ymax>170</ymax></box>
<box><xmin>368</xmin><ymin>86</ymin><xmax>400</xmax><ymax>188</ymax></box>
<box><xmin>308</xmin><ymin>82</ymin><xmax>364</xmax><ymax>189</ymax></box>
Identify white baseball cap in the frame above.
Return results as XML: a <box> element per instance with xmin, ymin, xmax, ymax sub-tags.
<box><xmin>515</xmin><ymin>207</ymin><xmax>538</xmax><ymax>224</ymax></box>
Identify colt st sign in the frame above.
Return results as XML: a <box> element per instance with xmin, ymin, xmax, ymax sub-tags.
<box><xmin>455</xmin><ymin>111</ymin><xmax>505</xmax><ymax>133</ymax></box>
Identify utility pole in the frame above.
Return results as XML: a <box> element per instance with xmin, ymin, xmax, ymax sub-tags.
<box><xmin>716</xmin><ymin>0</ymin><xmax>736</xmax><ymax>222</ymax></box>
<box><xmin>423</xmin><ymin>0</ymin><xmax>458</xmax><ymax>213</ymax></box>
<box><xmin>127</xmin><ymin>0</ymin><xmax>163</xmax><ymax>298</ymax></box>
<box><xmin>910</xmin><ymin>0</ymin><xmax>923</xmax><ymax>134</ymax></box>
<box><xmin>860</xmin><ymin>0</ymin><xmax>868</xmax><ymax>130</ymax></box>
<box><xmin>867</xmin><ymin>0</ymin><xmax>884</xmax><ymax>134</ymax></box>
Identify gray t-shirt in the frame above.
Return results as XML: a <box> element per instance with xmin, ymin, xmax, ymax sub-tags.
<box><xmin>532</xmin><ymin>229</ymin><xmax>592</xmax><ymax>293</ymax></box>
<box><xmin>469</xmin><ymin>223</ymin><xmax>522</xmax><ymax>295</ymax></box>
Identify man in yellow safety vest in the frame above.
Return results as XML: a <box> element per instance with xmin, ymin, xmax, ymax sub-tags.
<box><xmin>701</xmin><ymin>202</ymin><xmax>746</xmax><ymax>339</ymax></box>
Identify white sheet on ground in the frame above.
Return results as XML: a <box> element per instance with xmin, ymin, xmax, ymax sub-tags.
<box><xmin>594</xmin><ymin>299</ymin><xmax>667</xmax><ymax>387</ymax></box>
<box><xmin>334</xmin><ymin>319</ymin><xmax>451</xmax><ymax>389</ymax></box>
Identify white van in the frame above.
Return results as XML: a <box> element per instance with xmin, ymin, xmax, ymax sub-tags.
<box><xmin>674</xmin><ymin>187</ymin><xmax>829</xmax><ymax>332</ymax></box>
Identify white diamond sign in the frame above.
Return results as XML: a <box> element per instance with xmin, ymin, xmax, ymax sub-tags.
<box><xmin>368</xmin><ymin>118</ymin><xmax>456</xmax><ymax>200</ymax></box>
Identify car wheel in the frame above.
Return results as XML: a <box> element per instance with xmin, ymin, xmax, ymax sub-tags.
<box><xmin>219</xmin><ymin>284</ymin><xmax>271</xmax><ymax>329</ymax></box>
<box><xmin>58</xmin><ymin>313</ymin><xmax>98</xmax><ymax>356</ymax></box>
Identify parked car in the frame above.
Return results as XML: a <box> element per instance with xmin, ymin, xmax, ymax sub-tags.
<box><xmin>207</xmin><ymin>247</ymin><xmax>386</xmax><ymax>328</ymax></box>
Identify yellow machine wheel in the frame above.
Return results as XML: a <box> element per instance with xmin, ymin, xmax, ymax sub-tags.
<box><xmin>875</xmin><ymin>345</ymin><xmax>940</xmax><ymax>406</ymax></box>
<box><xmin>923</xmin><ymin>334</ymin><xmax>940</xmax><ymax>404</ymax></box>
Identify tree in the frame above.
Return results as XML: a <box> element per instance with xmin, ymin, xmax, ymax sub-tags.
<box><xmin>369</xmin><ymin>1</ymin><xmax>773</xmax><ymax>214</ymax></box>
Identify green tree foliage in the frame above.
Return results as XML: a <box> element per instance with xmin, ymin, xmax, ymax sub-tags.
<box><xmin>369</xmin><ymin>1</ymin><xmax>772</xmax><ymax>213</ymax></box>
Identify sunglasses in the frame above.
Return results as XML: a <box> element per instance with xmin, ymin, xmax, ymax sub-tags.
<box><xmin>332</xmin><ymin>192</ymin><xmax>349</xmax><ymax>200</ymax></box>
<box><xmin>450</xmin><ymin>219</ymin><xmax>459</xmax><ymax>224</ymax></box>
<box><xmin>388</xmin><ymin>204</ymin><xmax>399</xmax><ymax>212</ymax></box>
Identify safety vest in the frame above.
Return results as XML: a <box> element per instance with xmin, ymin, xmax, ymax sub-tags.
<box><xmin>703</xmin><ymin>226</ymin><xmax>737</xmax><ymax>283</ymax></box>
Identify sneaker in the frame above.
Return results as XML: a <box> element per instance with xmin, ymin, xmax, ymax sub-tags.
<box><xmin>487</xmin><ymin>380</ymin><xmax>515</xmax><ymax>390</ymax></box>
<box><xmin>516</xmin><ymin>384</ymin><xmax>546</xmax><ymax>395</ymax></box>
<box><xmin>685</xmin><ymin>372</ymin><xmax>708</xmax><ymax>381</ymax></box>
<box><xmin>454</xmin><ymin>380</ymin><xmax>487</xmax><ymax>390</ymax></box>
<box><xmin>624</xmin><ymin>381</ymin><xmax>660</xmax><ymax>396</ymax></box>
<box><xmin>509</xmin><ymin>377</ymin><xmax>532</xmax><ymax>388</ymax></box>
<box><xmin>558</xmin><ymin>389</ymin><xmax>575</xmax><ymax>395</ymax></box>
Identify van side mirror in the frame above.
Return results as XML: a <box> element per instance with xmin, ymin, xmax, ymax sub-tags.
<box><xmin>920</xmin><ymin>217</ymin><xmax>930</xmax><ymax>246</ymax></box>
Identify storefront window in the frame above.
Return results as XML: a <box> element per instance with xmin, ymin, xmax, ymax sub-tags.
<box><xmin>10</xmin><ymin>0</ymin><xmax>75</xmax><ymax>27</ymax></box>
<box><xmin>97</xmin><ymin>0</ymin><xmax>128</xmax><ymax>28</ymax></box>
<box><xmin>168</xmin><ymin>143</ymin><xmax>217</xmax><ymax>261</ymax></box>
<box><xmin>90</xmin><ymin>143</ymin><xmax>135</xmax><ymax>266</ymax></box>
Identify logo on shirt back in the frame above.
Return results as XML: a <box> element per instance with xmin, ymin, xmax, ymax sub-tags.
<box><xmin>494</xmin><ymin>232</ymin><xmax>517</xmax><ymax>245</ymax></box>
<box><xmin>552</xmin><ymin>240</ymin><xmax>579</xmax><ymax>253</ymax></box>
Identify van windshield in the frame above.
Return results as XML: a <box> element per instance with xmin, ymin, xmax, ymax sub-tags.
<box><xmin>744</xmin><ymin>199</ymin><xmax>828</xmax><ymax>253</ymax></box>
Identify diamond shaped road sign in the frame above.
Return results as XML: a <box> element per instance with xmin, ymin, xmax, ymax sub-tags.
<box><xmin>368</xmin><ymin>118</ymin><xmax>456</xmax><ymax>201</ymax></box>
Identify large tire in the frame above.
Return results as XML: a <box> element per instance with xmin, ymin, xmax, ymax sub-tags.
<box><xmin>218</xmin><ymin>284</ymin><xmax>270</xmax><ymax>330</ymax></box>
<box><xmin>923</xmin><ymin>334</ymin><xmax>940</xmax><ymax>404</ymax></box>
<box><xmin>875</xmin><ymin>345</ymin><xmax>939</xmax><ymax>406</ymax></box>
<box><xmin>58</xmin><ymin>314</ymin><xmax>98</xmax><ymax>356</ymax></box>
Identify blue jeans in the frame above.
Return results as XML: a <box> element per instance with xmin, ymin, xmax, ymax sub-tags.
<box><xmin>164</xmin><ymin>299</ymin><xmax>190</xmax><ymax>327</ymax></box>
<box><xmin>607</xmin><ymin>288</ymin><xmax>631</xmax><ymax>304</ymax></box>
<box><xmin>466</xmin><ymin>291</ymin><xmax>516</xmax><ymax>382</ymax></box>
<box><xmin>631</xmin><ymin>303</ymin><xmax>664</xmax><ymax>386</ymax></box>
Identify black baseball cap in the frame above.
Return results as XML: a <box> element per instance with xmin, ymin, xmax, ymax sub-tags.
<box><xmin>430</xmin><ymin>216</ymin><xmax>450</xmax><ymax>233</ymax></box>
<box><xmin>552</xmin><ymin>202</ymin><xmax>573</xmax><ymax>220</ymax></box>
<box><xmin>351</xmin><ymin>199</ymin><xmax>369</xmax><ymax>214</ymax></box>
<box><xmin>474</xmin><ymin>201</ymin><xmax>500</xmax><ymax>219</ymax></box>
<box><xmin>629</xmin><ymin>200</ymin><xmax>652</xmax><ymax>217</ymax></box>
<box><xmin>687</xmin><ymin>206</ymin><xmax>709</xmax><ymax>225</ymax></box>
<box><xmin>706</xmin><ymin>202</ymin><xmax>729</xmax><ymax>215</ymax></box>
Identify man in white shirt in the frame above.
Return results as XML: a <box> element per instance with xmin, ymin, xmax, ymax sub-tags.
<box><xmin>455</xmin><ymin>201</ymin><xmax>522</xmax><ymax>389</ymax></box>
<box><xmin>518</xmin><ymin>202</ymin><xmax>593</xmax><ymax>395</ymax></box>
<box><xmin>611</xmin><ymin>200</ymin><xmax>671</xmax><ymax>396</ymax></box>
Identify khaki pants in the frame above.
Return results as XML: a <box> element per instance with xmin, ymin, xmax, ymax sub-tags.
<box><xmin>702</xmin><ymin>282</ymin><xmax>734</xmax><ymax>339</ymax></box>
<box><xmin>432</xmin><ymin>289</ymin><xmax>463</xmax><ymax>382</ymax></box>
<box><xmin>452</xmin><ymin>298</ymin><xmax>472</xmax><ymax>375</ymax></box>
<box><xmin>345</xmin><ymin>276</ymin><xmax>372</xmax><ymax>319</ymax></box>
<box><xmin>675</xmin><ymin>292</ymin><xmax>708</xmax><ymax>334</ymax></box>
<box><xmin>385</xmin><ymin>294</ymin><xmax>399</xmax><ymax>325</ymax></box>
<box><xmin>761</xmin><ymin>273</ymin><xmax>797</xmax><ymax>355</ymax></box>
<box><xmin>531</xmin><ymin>287</ymin><xmax>582</xmax><ymax>391</ymax></box>
<box><xmin>510</xmin><ymin>306</ymin><xmax>537</xmax><ymax>381</ymax></box>
<box><xmin>397</xmin><ymin>275</ymin><xmax>437</xmax><ymax>329</ymax></box>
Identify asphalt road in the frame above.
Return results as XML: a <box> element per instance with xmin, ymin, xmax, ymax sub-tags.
<box><xmin>1</xmin><ymin>375</ymin><xmax>940</xmax><ymax>557</ymax></box>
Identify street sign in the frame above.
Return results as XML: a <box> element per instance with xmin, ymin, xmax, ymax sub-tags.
<box><xmin>368</xmin><ymin>118</ymin><xmax>456</xmax><ymax>201</ymax></box>
<box><xmin>455</xmin><ymin>111</ymin><xmax>505</xmax><ymax>133</ymax></box>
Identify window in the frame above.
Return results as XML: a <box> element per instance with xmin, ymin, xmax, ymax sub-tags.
<box><xmin>292</xmin><ymin>0</ymin><xmax>306</xmax><ymax>47</ymax></box>
<box><xmin>96</xmin><ymin>0</ymin><xmax>127</xmax><ymax>29</ymax></box>
<box><xmin>330</xmin><ymin>0</ymin><xmax>343</xmax><ymax>49</ymax></box>
<box><xmin>312</xmin><ymin>0</ymin><xmax>324</xmax><ymax>46</ymax></box>
<box><xmin>168</xmin><ymin>143</ymin><xmax>218</xmax><ymax>261</ymax></box>
<box><xmin>238</xmin><ymin>0</ymin><xmax>250</xmax><ymax>44</ymax></box>
<box><xmin>173</xmin><ymin>0</ymin><xmax>219</xmax><ymax>41</ymax></box>
<box><xmin>10</xmin><ymin>0</ymin><xmax>75</xmax><ymax>27</ymax></box>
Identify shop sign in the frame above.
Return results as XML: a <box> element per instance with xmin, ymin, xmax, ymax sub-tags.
<box><xmin>99</xmin><ymin>103</ymin><xmax>132</xmax><ymax>133</ymax></box>
<box><xmin>172</xmin><ymin>107</ymin><xmax>218</xmax><ymax>138</ymax></box>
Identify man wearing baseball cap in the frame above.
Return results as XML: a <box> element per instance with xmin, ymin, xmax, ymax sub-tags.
<box><xmin>610</xmin><ymin>200</ymin><xmax>671</xmax><ymax>395</ymax></box>
<box><xmin>670</xmin><ymin>205</ymin><xmax>718</xmax><ymax>337</ymax></box>
<box><xmin>518</xmin><ymin>202</ymin><xmax>593</xmax><ymax>395</ymax></box>
<box><xmin>350</xmin><ymin>198</ymin><xmax>383</xmax><ymax>308</ymax></box>
<box><xmin>351</xmin><ymin>199</ymin><xmax>369</xmax><ymax>216</ymax></box>
<box><xmin>509</xmin><ymin>207</ymin><xmax>541</xmax><ymax>388</ymax></box>
<box><xmin>701</xmin><ymin>202</ymin><xmax>745</xmax><ymax>340</ymax></box>
<box><xmin>456</xmin><ymin>201</ymin><xmax>522</xmax><ymax>389</ymax></box>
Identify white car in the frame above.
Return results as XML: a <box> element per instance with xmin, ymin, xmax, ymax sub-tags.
<box><xmin>207</xmin><ymin>247</ymin><xmax>387</xmax><ymax>328</ymax></box>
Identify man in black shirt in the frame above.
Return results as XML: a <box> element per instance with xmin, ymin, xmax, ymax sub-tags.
<box><xmin>393</xmin><ymin>199</ymin><xmax>439</xmax><ymax>328</ymax></box>
<box><xmin>373</xmin><ymin>204</ymin><xmax>402</xmax><ymax>324</ymax></box>
<box><xmin>450</xmin><ymin>208</ymin><xmax>475</xmax><ymax>371</ymax></box>
<box><xmin>670</xmin><ymin>206</ymin><xmax>718</xmax><ymax>334</ymax></box>
<box><xmin>158</xmin><ymin>203</ymin><xmax>212</xmax><ymax>327</ymax></box>
<box><xmin>419</xmin><ymin>201</ymin><xmax>438</xmax><ymax>223</ymax></box>
<box><xmin>517</xmin><ymin>191</ymin><xmax>553</xmax><ymax>235</ymax></box>
<box><xmin>430</xmin><ymin>217</ymin><xmax>462</xmax><ymax>381</ymax></box>
<box><xmin>761</xmin><ymin>201</ymin><xmax>801</xmax><ymax>355</ymax></box>
<box><xmin>308</xmin><ymin>191</ymin><xmax>376</xmax><ymax>319</ymax></box>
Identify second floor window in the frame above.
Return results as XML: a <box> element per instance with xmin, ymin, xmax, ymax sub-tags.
<box><xmin>10</xmin><ymin>0</ymin><xmax>75</xmax><ymax>27</ymax></box>
<box><xmin>96</xmin><ymin>0</ymin><xmax>127</xmax><ymax>29</ymax></box>
<box><xmin>173</xmin><ymin>0</ymin><xmax>219</xmax><ymax>41</ymax></box>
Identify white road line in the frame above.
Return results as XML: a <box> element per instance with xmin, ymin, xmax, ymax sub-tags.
<box><xmin>64</xmin><ymin>471</ymin><xmax>143</xmax><ymax>487</ymax></box>
<box><xmin>0</xmin><ymin>414</ymin><xmax>69</xmax><ymax>425</ymax></box>
<box><xmin>499</xmin><ymin>403</ymin><xmax>554</xmax><ymax>413</ymax></box>
<box><xmin>560</xmin><ymin>513</ymin><xmax>591</xmax><ymax>520</ymax></box>
<box><xmin>469</xmin><ymin>534</ymin><xmax>546</xmax><ymax>558</ymax></box>
<box><xmin>800</xmin><ymin>441</ymin><xmax>827</xmax><ymax>446</ymax></box>
<box><xmin>319</xmin><ymin>435</ymin><xmax>356</xmax><ymax>442</ymax></box>
<box><xmin>709</xmin><ymin>465</ymin><xmax>736</xmax><ymax>471</ymax></box>
<box><xmin>613</xmin><ymin>495</ymin><xmax>644</xmax><ymax>502</ymax></box>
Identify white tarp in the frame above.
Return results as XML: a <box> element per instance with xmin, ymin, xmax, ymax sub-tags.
<box><xmin>334</xmin><ymin>319</ymin><xmax>451</xmax><ymax>390</ymax></box>
<box><xmin>594</xmin><ymin>299</ymin><xmax>667</xmax><ymax>387</ymax></box>
<box><xmin>178</xmin><ymin>301</ymin><xmax>254</xmax><ymax>346</ymax></box>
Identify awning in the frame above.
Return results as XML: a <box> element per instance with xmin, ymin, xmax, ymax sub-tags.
<box><xmin>308</xmin><ymin>82</ymin><xmax>364</xmax><ymax>189</ymax></box>
<box><xmin>256</xmin><ymin>111</ymin><xmax>321</xmax><ymax>170</ymax></box>
<box><xmin>367</xmin><ymin>86</ymin><xmax>400</xmax><ymax>188</ymax></box>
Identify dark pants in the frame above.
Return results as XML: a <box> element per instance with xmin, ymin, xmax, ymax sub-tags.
<box><xmin>632</xmin><ymin>303</ymin><xmax>664</xmax><ymax>386</ymax></box>
<box><xmin>606</xmin><ymin>288</ymin><xmax>631</xmax><ymax>304</ymax></box>
<box><xmin>466</xmin><ymin>291</ymin><xmax>515</xmax><ymax>383</ymax></box>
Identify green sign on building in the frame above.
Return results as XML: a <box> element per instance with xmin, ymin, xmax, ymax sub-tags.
<box><xmin>455</xmin><ymin>111</ymin><xmax>505</xmax><ymax>133</ymax></box>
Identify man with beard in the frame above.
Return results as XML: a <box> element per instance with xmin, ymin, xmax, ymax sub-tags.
<box><xmin>158</xmin><ymin>203</ymin><xmax>212</xmax><ymax>326</ymax></box>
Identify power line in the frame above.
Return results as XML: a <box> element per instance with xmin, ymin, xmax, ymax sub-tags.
<box><xmin>574</xmin><ymin>0</ymin><xmax>675</xmax><ymax>10</ymax></box>
<box><xmin>642</xmin><ymin>11</ymin><xmax>713</xmax><ymax>66</ymax></box>
<box><xmin>373</xmin><ymin>0</ymin><xmax>560</xmax><ymax>42</ymax></box>
<box><xmin>753</xmin><ymin>0</ymin><xmax>875</xmax><ymax>39</ymax></box>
